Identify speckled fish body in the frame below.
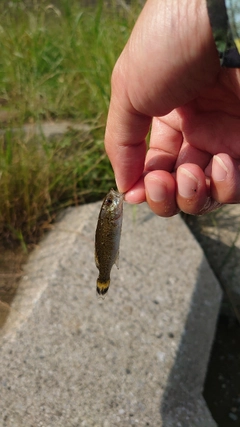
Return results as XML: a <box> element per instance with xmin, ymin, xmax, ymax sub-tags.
<box><xmin>95</xmin><ymin>189</ymin><xmax>124</xmax><ymax>297</ymax></box>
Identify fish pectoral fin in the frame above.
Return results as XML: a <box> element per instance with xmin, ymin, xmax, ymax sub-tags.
<box><xmin>95</xmin><ymin>254</ymin><xmax>100</xmax><ymax>269</ymax></box>
<box><xmin>114</xmin><ymin>251</ymin><xmax>120</xmax><ymax>269</ymax></box>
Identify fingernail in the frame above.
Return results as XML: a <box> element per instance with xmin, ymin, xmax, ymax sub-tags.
<box><xmin>212</xmin><ymin>155</ymin><xmax>228</xmax><ymax>181</ymax></box>
<box><xmin>177</xmin><ymin>168</ymin><xmax>198</xmax><ymax>198</ymax></box>
<box><xmin>147</xmin><ymin>177</ymin><xmax>167</xmax><ymax>202</ymax></box>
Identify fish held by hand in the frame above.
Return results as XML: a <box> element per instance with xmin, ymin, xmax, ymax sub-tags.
<box><xmin>95</xmin><ymin>189</ymin><xmax>124</xmax><ymax>298</ymax></box>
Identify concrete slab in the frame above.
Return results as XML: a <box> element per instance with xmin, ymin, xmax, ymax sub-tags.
<box><xmin>0</xmin><ymin>201</ymin><xmax>222</xmax><ymax>427</ymax></box>
<box><xmin>0</xmin><ymin>120</ymin><xmax>90</xmax><ymax>139</ymax></box>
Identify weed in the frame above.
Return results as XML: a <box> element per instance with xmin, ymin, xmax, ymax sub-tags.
<box><xmin>0</xmin><ymin>123</ymin><xmax>115</xmax><ymax>244</ymax></box>
<box><xmin>0</xmin><ymin>0</ymin><xmax>142</xmax><ymax>245</ymax></box>
<box><xmin>0</xmin><ymin>0</ymin><xmax>141</xmax><ymax>124</ymax></box>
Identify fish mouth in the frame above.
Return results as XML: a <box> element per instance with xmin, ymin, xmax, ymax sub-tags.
<box><xmin>110</xmin><ymin>188</ymin><xmax>125</xmax><ymax>200</ymax></box>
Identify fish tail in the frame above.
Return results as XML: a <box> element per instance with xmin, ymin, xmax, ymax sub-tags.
<box><xmin>96</xmin><ymin>279</ymin><xmax>110</xmax><ymax>297</ymax></box>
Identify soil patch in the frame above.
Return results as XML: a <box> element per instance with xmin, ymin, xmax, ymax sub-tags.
<box><xmin>0</xmin><ymin>245</ymin><xmax>27</xmax><ymax>326</ymax></box>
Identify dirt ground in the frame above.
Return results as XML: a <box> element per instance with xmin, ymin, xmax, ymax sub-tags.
<box><xmin>0</xmin><ymin>245</ymin><xmax>28</xmax><ymax>326</ymax></box>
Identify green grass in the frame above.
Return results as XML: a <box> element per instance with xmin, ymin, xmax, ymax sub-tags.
<box><xmin>0</xmin><ymin>124</ymin><xmax>114</xmax><ymax>245</ymax></box>
<box><xmin>0</xmin><ymin>0</ymin><xmax>142</xmax><ymax>246</ymax></box>
<box><xmin>0</xmin><ymin>0</ymin><xmax>141</xmax><ymax>122</ymax></box>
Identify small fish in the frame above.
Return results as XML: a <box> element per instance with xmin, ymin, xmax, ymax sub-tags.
<box><xmin>95</xmin><ymin>189</ymin><xmax>124</xmax><ymax>297</ymax></box>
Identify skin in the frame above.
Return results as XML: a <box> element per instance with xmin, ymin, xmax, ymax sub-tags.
<box><xmin>105</xmin><ymin>0</ymin><xmax>240</xmax><ymax>217</ymax></box>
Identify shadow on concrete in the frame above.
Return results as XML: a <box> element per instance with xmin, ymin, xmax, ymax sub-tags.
<box><xmin>160</xmin><ymin>258</ymin><xmax>220</xmax><ymax>427</ymax></box>
<box><xmin>185</xmin><ymin>214</ymin><xmax>240</xmax><ymax>323</ymax></box>
<box><xmin>203</xmin><ymin>304</ymin><xmax>240</xmax><ymax>427</ymax></box>
<box><xmin>197</xmin><ymin>234</ymin><xmax>240</xmax><ymax>323</ymax></box>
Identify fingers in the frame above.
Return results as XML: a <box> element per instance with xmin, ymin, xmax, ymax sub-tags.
<box><xmin>127</xmin><ymin>155</ymin><xmax>240</xmax><ymax>217</ymax></box>
<box><xmin>176</xmin><ymin>164</ymin><xmax>213</xmax><ymax>215</ymax></box>
<box><xmin>142</xmin><ymin>116</ymin><xmax>214</xmax><ymax>215</ymax></box>
<box><xmin>209</xmin><ymin>154</ymin><xmax>240</xmax><ymax>203</ymax></box>
<box><xmin>124</xmin><ymin>117</ymin><xmax>183</xmax><ymax>207</ymax></box>
<box><xmin>145</xmin><ymin>117</ymin><xmax>183</xmax><ymax>172</ymax></box>
<box><xmin>133</xmin><ymin>164</ymin><xmax>214</xmax><ymax>217</ymax></box>
<box><xmin>175</xmin><ymin>141</ymin><xmax>212</xmax><ymax>170</ymax></box>
<box><xmin>175</xmin><ymin>154</ymin><xmax>240</xmax><ymax>214</ymax></box>
<box><xmin>144</xmin><ymin>171</ymin><xmax>179</xmax><ymax>217</ymax></box>
<box><xmin>123</xmin><ymin>113</ymin><xmax>240</xmax><ymax>215</ymax></box>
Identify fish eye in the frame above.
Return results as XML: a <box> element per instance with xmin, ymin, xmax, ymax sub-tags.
<box><xmin>106</xmin><ymin>198</ymin><xmax>113</xmax><ymax>205</ymax></box>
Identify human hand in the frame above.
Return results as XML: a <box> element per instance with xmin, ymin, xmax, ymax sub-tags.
<box><xmin>105</xmin><ymin>0</ymin><xmax>240</xmax><ymax>216</ymax></box>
